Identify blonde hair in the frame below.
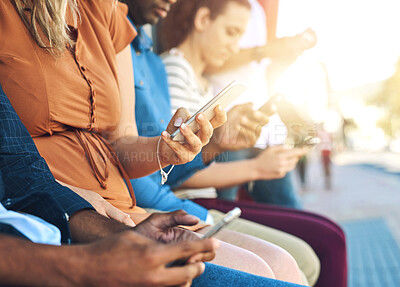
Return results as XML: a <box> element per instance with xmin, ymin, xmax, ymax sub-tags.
<box><xmin>13</xmin><ymin>0</ymin><xmax>79</xmax><ymax>55</ymax></box>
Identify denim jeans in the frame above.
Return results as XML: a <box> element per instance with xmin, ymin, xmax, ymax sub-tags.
<box><xmin>193</xmin><ymin>263</ymin><xmax>305</xmax><ymax>287</ymax></box>
<box><xmin>215</xmin><ymin>148</ymin><xmax>302</xmax><ymax>209</ymax></box>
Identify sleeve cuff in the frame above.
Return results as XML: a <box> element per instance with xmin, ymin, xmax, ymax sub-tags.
<box><xmin>51</xmin><ymin>184</ymin><xmax>95</xmax><ymax>217</ymax></box>
<box><xmin>166</xmin><ymin>151</ymin><xmax>212</xmax><ymax>189</ymax></box>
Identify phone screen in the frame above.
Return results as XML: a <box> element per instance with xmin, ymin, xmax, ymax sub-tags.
<box><xmin>165</xmin><ymin>208</ymin><xmax>242</xmax><ymax>268</ymax></box>
<box><xmin>170</xmin><ymin>81</ymin><xmax>247</xmax><ymax>142</ymax></box>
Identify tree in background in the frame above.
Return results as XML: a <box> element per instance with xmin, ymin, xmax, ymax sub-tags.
<box><xmin>369</xmin><ymin>58</ymin><xmax>400</xmax><ymax>138</ymax></box>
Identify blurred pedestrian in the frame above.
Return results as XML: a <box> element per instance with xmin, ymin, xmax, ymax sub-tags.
<box><xmin>318</xmin><ymin>128</ymin><xmax>333</xmax><ymax>190</ymax></box>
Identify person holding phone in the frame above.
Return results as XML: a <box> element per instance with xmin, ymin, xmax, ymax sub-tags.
<box><xmin>158</xmin><ymin>1</ymin><xmax>307</xmax><ymax>206</ymax></box>
<box><xmin>157</xmin><ymin>0</ymin><xmax>347</xmax><ymax>287</ymax></box>
<box><xmin>0</xmin><ymin>0</ymin><xmax>313</xmax><ymax>284</ymax></box>
<box><xmin>157</xmin><ymin>0</ymin><xmax>347</xmax><ymax>286</ymax></box>
<box><xmin>125</xmin><ymin>0</ymin><xmax>323</xmax><ymax>285</ymax></box>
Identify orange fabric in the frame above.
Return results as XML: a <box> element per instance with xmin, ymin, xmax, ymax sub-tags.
<box><xmin>0</xmin><ymin>0</ymin><xmax>139</xmax><ymax>210</ymax></box>
<box><xmin>257</xmin><ymin>0</ymin><xmax>268</xmax><ymax>11</ymax></box>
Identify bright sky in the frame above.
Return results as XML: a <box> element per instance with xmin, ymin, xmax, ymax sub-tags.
<box><xmin>277</xmin><ymin>0</ymin><xmax>400</xmax><ymax>91</ymax></box>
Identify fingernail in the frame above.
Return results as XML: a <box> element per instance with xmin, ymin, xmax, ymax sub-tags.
<box><xmin>162</xmin><ymin>131</ymin><xmax>169</xmax><ymax>138</ymax></box>
<box><xmin>211</xmin><ymin>238</ymin><xmax>220</xmax><ymax>249</ymax></box>
<box><xmin>199</xmin><ymin>262</ymin><xmax>206</xmax><ymax>273</ymax></box>
<box><xmin>197</xmin><ymin>114</ymin><xmax>204</xmax><ymax>121</ymax></box>
<box><xmin>126</xmin><ymin>219</ymin><xmax>135</xmax><ymax>227</ymax></box>
<box><xmin>174</xmin><ymin>117</ymin><xmax>184</xmax><ymax>127</ymax></box>
<box><xmin>217</xmin><ymin>105</ymin><xmax>223</xmax><ymax>111</ymax></box>
<box><xmin>180</xmin><ymin>123</ymin><xmax>187</xmax><ymax>131</ymax></box>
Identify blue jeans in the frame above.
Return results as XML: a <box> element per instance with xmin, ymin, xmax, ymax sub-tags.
<box><xmin>193</xmin><ymin>263</ymin><xmax>305</xmax><ymax>286</ymax></box>
<box><xmin>216</xmin><ymin>148</ymin><xmax>302</xmax><ymax>209</ymax></box>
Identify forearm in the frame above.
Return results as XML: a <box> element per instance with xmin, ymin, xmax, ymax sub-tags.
<box><xmin>0</xmin><ymin>235</ymin><xmax>83</xmax><ymax>287</ymax></box>
<box><xmin>206</xmin><ymin>36</ymin><xmax>305</xmax><ymax>75</ymax></box>
<box><xmin>113</xmin><ymin>135</ymin><xmax>170</xmax><ymax>179</ymax></box>
<box><xmin>69</xmin><ymin>209</ymin><xmax>131</xmax><ymax>243</ymax></box>
<box><xmin>112</xmin><ymin>45</ymin><xmax>169</xmax><ymax>178</ymax></box>
<box><xmin>202</xmin><ymin>141</ymin><xmax>224</xmax><ymax>164</ymax></box>
<box><xmin>206</xmin><ymin>47</ymin><xmax>266</xmax><ymax>74</ymax></box>
<box><xmin>179</xmin><ymin>160</ymin><xmax>259</xmax><ymax>189</ymax></box>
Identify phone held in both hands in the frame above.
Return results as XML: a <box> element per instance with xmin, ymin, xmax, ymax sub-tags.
<box><xmin>166</xmin><ymin>208</ymin><xmax>242</xmax><ymax>268</ymax></box>
<box><xmin>170</xmin><ymin>81</ymin><xmax>247</xmax><ymax>142</ymax></box>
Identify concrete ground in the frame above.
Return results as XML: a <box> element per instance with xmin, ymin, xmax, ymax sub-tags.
<box><xmin>294</xmin><ymin>150</ymin><xmax>400</xmax><ymax>286</ymax></box>
<box><xmin>295</xmin><ymin>150</ymin><xmax>400</xmax><ymax>244</ymax></box>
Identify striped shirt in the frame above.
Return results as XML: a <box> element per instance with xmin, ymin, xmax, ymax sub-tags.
<box><xmin>162</xmin><ymin>49</ymin><xmax>214</xmax><ymax>116</ymax></box>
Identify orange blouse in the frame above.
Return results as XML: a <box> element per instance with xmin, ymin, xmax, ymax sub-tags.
<box><xmin>0</xmin><ymin>0</ymin><xmax>143</xmax><ymax>214</ymax></box>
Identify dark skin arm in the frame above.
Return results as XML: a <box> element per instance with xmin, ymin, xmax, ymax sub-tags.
<box><xmin>0</xmin><ymin>232</ymin><xmax>217</xmax><ymax>287</ymax></box>
<box><xmin>0</xmin><ymin>210</ymin><xmax>218</xmax><ymax>287</ymax></box>
<box><xmin>68</xmin><ymin>209</ymin><xmax>202</xmax><ymax>244</ymax></box>
<box><xmin>0</xmin><ymin>234</ymin><xmax>81</xmax><ymax>287</ymax></box>
<box><xmin>68</xmin><ymin>209</ymin><xmax>132</xmax><ymax>243</ymax></box>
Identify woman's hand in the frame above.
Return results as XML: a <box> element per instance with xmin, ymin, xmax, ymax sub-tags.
<box><xmin>210</xmin><ymin>103</ymin><xmax>269</xmax><ymax>152</ymax></box>
<box><xmin>250</xmin><ymin>146</ymin><xmax>306</xmax><ymax>180</ymax></box>
<box><xmin>159</xmin><ymin>106</ymin><xmax>226</xmax><ymax>166</ymax></box>
<box><xmin>57</xmin><ymin>180</ymin><xmax>135</xmax><ymax>227</ymax></box>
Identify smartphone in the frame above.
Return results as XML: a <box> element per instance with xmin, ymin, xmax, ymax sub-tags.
<box><xmin>166</xmin><ymin>208</ymin><xmax>242</xmax><ymax>268</ymax></box>
<box><xmin>295</xmin><ymin>136</ymin><xmax>320</xmax><ymax>148</ymax></box>
<box><xmin>171</xmin><ymin>81</ymin><xmax>247</xmax><ymax>142</ymax></box>
<box><xmin>201</xmin><ymin>207</ymin><xmax>242</xmax><ymax>239</ymax></box>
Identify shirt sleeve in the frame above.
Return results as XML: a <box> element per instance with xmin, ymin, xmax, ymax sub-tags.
<box><xmin>165</xmin><ymin>152</ymin><xmax>209</xmax><ymax>189</ymax></box>
<box><xmin>163</xmin><ymin>55</ymin><xmax>196</xmax><ymax>114</ymax></box>
<box><xmin>108</xmin><ymin>2</ymin><xmax>137</xmax><ymax>53</ymax></box>
<box><xmin>131</xmin><ymin>173</ymin><xmax>209</xmax><ymax>221</ymax></box>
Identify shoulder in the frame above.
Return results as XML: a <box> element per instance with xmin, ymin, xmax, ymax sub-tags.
<box><xmin>161</xmin><ymin>49</ymin><xmax>194</xmax><ymax>81</ymax></box>
<box><xmin>78</xmin><ymin>0</ymin><xmax>135</xmax><ymax>52</ymax></box>
<box><xmin>79</xmin><ymin>0</ymin><xmax>129</xmax><ymax>26</ymax></box>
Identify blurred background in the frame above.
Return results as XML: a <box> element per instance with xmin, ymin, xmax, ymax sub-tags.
<box><xmin>274</xmin><ymin>0</ymin><xmax>400</xmax><ymax>285</ymax></box>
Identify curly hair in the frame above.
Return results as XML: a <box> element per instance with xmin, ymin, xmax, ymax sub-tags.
<box><xmin>157</xmin><ymin>0</ymin><xmax>250</xmax><ymax>53</ymax></box>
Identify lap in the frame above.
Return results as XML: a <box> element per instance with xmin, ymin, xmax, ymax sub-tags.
<box><xmin>209</xmin><ymin>209</ymin><xmax>320</xmax><ymax>286</ymax></box>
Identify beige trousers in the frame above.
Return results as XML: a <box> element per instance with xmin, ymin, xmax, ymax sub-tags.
<box><xmin>144</xmin><ymin>208</ymin><xmax>320</xmax><ymax>286</ymax></box>
<box><xmin>209</xmin><ymin>209</ymin><xmax>320</xmax><ymax>286</ymax></box>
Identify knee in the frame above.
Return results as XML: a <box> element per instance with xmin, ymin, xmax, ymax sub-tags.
<box><xmin>242</xmin><ymin>250</ymin><xmax>276</xmax><ymax>279</ymax></box>
<box><xmin>212</xmin><ymin>241</ymin><xmax>276</xmax><ymax>279</ymax></box>
<box><xmin>267</xmin><ymin>246</ymin><xmax>304</xmax><ymax>284</ymax></box>
<box><xmin>299</xmin><ymin>242</ymin><xmax>321</xmax><ymax>286</ymax></box>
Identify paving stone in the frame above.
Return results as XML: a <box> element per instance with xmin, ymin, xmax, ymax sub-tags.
<box><xmin>294</xmin><ymin>151</ymin><xmax>400</xmax><ymax>286</ymax></box>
